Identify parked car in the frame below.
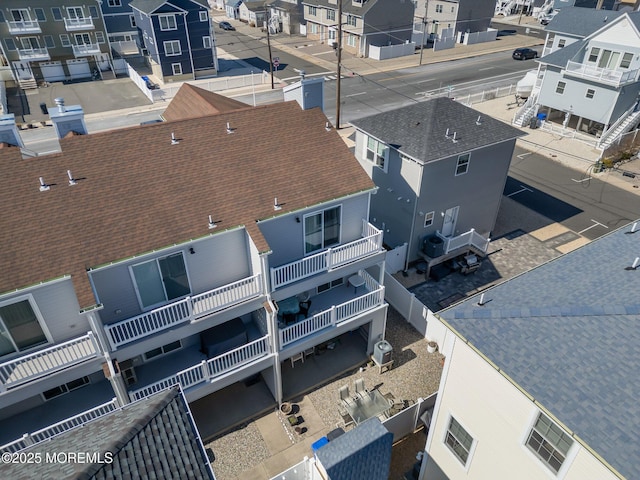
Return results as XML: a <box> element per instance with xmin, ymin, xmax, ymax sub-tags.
<box><xmin>219</xmin><ymin>21</ymin><xmax>235</xmax><ymax>31</ymax></box>
<box><xmin>512</xmin><ymin>48</ymin><xmax>538</xmax><ymax>60</ymax></box>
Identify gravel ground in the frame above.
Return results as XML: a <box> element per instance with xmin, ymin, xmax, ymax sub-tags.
<box><xmin>206</xmin><ymin>307</ymin><xmax>442</xmax><ymax>480</ymax></box>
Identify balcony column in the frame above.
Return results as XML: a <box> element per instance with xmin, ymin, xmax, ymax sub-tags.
<box><xmin>265</xmin><ymin>299</ymin><xmax>283</xmax><ymax>405</ymax></box>
<box><xmin>103</xmin><ymin>355</ymin><xmax>130</xmax><ymax>406</ymax></box>
<box><xmin>85</xmin><ymin>310</ymin><xmax>111</xmax><ymax>354</ymax></box>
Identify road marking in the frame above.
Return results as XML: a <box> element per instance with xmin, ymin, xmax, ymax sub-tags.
<box><xmin>312</xmin><ymin>51</ymin><xmax>335</xmax><ymax>56</ymax></box>
<box><xmin>517</xmin><ymin>152</ymin><xmax>532</xmax><ymax>159</ymax></box>
<box><xmin>578</xmin><ymin>219</ymin><xmax>609</xmax><ymax>234</ymax></box>
<box><xmin>506</xmin><ymin>185</ymin><xmax>533</xmax><ymax>197</ymax></box>
<box><xmin>479</xmin><ymin>67</ymin><xmax>494</xmax><ymax>71</ymax></box>
<box><xmin>571</xmin><ymin>177</ymin><xmax>590</xmax><ymax>183</ymax></box>
<box><xmin>345</xmin><ymin>92</ymin><xmax>366</xmax><ymax>97</ymax></box>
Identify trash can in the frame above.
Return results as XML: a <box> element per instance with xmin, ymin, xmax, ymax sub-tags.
<box><xmin>529</xmin><ymin>117</ymin><xmax>538</xmax><ymax>129</ymax></box>
<box><xmin>536</xmin><ymin>112</ymin><xmax>547</xmax><ymax>122</ymax></box>
<box><xmin>39</xmin><ymin>102</ymin><xmax>48</xmax><ymax>115</ymax></box>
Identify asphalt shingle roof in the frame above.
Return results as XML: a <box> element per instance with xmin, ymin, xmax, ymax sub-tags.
<box><xmin>301</xmin><ymin>0</ymin><xmax>378</xmax><ymax>16</ymax></box>
<box><xmin>131</xmin><ymin>0</ymin><xmax>207</xmax><ymax>13</ymax></box>
<box><xmin>0</xmin><ymin>387</ymin><xmax>214</xmax><ymax>479</ymax></box>
<box><xmin>438</xmin><ymin>222</ymin><xmax>640</xmax><ymax>479</ymax></box>
<box><xmin>545</xmin><ymin>6</ymin><xmax>623</xmax><ymax>37</ymax></box>
<box><xmin>538</xmin><ymin>39</ymin><xmax>584</xmax><ymax>68</ymax></box>
<box><xmin>350</xmin><ymin>97</ymin><xmax>525</xmax><ymax>163</ymax></box>
<box><xmin>0</xmin><ymin>101</ymin><xmax>374</xmax><ymax>309</ymax></box>
<box><xmin>162</xmin><ymin>84</ymin><xmax>248</xmax><ymax>122</ymax></box>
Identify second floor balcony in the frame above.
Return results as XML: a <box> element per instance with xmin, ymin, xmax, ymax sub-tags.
<box><xmin>72</xmin><ymin>43</ymin><xmax>101</xmax><ymax>57</ymax></box>
<box><xmin>0</xmin><ymin>332</ymin><xmax>102</xmax><ymax>392</ymax></box>
<box><xmin>6</xmin><ymin>20</ymin><xmax>41</xmax><ymax>34</ymax></box>
<box><xmin>564</xmin><ymin>60</ymin><xmax>640</xmax><ymax>87</ymax></box>
<box><xmin>104</xmin><ymin>273</ymin><xmax>263</xmax><ymax>350</ymax></box>
<box><xmin>17</xmin><ymin>48</ymin><xmax>50</xmax><ymax>61</ymax></box>
<box><xmin>64</xmin><ymin>17</ymin><xmax>94</xmax><ymax>31</ymax></box>
<box><xmin>270</xmin><ymin>221</ymin><xmax>383</xmax><ymax>290</ymax></box>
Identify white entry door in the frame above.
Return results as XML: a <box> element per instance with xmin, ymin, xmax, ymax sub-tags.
<box><xmin>441</xmin><ymin>206</ymin><xmax>459</xmax><ymax>237</ymax></box>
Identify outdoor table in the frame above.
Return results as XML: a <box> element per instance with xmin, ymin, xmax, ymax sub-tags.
<box><xmin>348</xmin><ymin>274</ymin><xmax>366</xmax><ymax>293</ymax></box>
<box><xmin>278</xmin><ymin>296</ymin><xmax>300</xmax><ymax>315</ymax></box>
<box><xmin>344</xmin><ymin>389</ymin><xmax>390</xmax><ymax>425</ymax></box>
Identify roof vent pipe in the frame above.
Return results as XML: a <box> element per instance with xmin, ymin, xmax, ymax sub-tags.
<box><xmin>55</xmin><ymin>97</ymin><xmax>65</xmax><ymax>113</ymax></box>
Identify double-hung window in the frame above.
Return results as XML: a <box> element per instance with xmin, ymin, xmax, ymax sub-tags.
<box><xmin>199</xmin><ymin>11</ymin><xmax>208</xmax><ymax>22</ymax></box>
<box><xmin>445</xmin><ymin>416</ymin><xmax>474</xmax><ymax>466</ymax></box>
<box><xmin>304</xmin><ymin>206</ymin><xmax>341</xmax><ymax>254</ymax></box>
<box><xmin>620</xmin><ymin>52</ymin><xmax>633</xmax><ymax>69</ymax></box>
<box><xmin>366</xmin><ymin>136</ymin><xmax>388</xmax><ymax>170</ymax></box>
<box><xmin>108</xmin><ymin>0</ymin><xmax>122</xmax><ymax>6</ymax></box>
<box><xmin>308</xmin><ymin>6</ymin><xmax>317</xmax><ymax>15</ymax></box>
<box><xmin>130</xmin><ymin>252</ymin><xmax>190</xmax><ymax>309</ymax></box>
<box><xmin>555</xmin><ymin>81</ymin><xmax>566</xmax><ymax>94</ymax></box>
<box><xmin>159</xmin><ymin>14</ymin><xmax>177</xmax><ymax>31</ymax></box>
<box><xmin>347</xmin><ymin>15</ymin><xmax>357</xmax><ymax>26</ymax></box>
<box><xmin>455</xmin><ymin>153</ymin><xmax>470</xmax><ymax>176</ymax></box>
<box><xmin>327</xmin><ymin>10</ymin><xmax>335</xmax><ymax>21</ymax></box>
<box><xmin>0</xmin><ymin>297</ymin><xmax>49</xmax><ymax>358</ymax></box>
<box><xmin>164</xmin><ymin>40</ymin><xmax>181</xmax><ymax>56</ymax></box>
<box><xmin>203</xmin><ymin>36</ymin><xmax>212</xmax><ymax>48</ymax></box>
<box><xmin>436</xmin><ymin>4</ymin><xmax>443</xmax><ymax>13</ymax></box>
<box><xmin>526</xmin><ymin>412</ymin><xmax>573</xmax><ymax>473</ymax></box>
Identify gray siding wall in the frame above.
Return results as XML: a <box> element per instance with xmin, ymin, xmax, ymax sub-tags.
<box><xmin>259</xmin><ymin>194</ymin><xmax>370</xmax><ymax>268</ymax></box>
<box><xmin>363</xmin><ymin>0</ymin><xmax>414</xmax><ymax>44</ymax></box>
<box><xmin>1</xmin><ymin>279</ymin><xmax>89</xmax><ymax>345</ymax></box>
<box><xmin>90</xmin><ymin>228</ymin><xmax>252</xmax><ymax>324</ymax></box>
<box><xmin>455</xmin><ymin>0</ymin><xmax>494</xmax><ymax>34</ymax></box>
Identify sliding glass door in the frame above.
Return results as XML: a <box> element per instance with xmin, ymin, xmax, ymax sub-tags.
<box><xmin>131</xmin><ymin>252</ymin><xmax>191</xmax><ymax>309</ymax></box>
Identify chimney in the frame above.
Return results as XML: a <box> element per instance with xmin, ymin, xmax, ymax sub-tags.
<box><xmin>0</xmin><ymin>114</ymin><xmax>25</xmax><ymax>148</ymax></box>
<box><xmin>48</xmin><ymin>98</ymin><xmax>88</xmax><ymax>139</ymax></box>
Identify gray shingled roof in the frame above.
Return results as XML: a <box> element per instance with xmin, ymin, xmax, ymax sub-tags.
<box><xmin>301</xmin><ymin>0</ymin><xmax>378</xmax><ymax>16</ymax></box>
<box><xmin>350</xmin><ymin>98</ymin><xmax>525</xmax><ymax>163</ymax></box>
<box><xmin>538</xmin><ymin>38</ymin><xmax>584</xmax><ymax>68</ymax></box>
<box><xmin>131</xmin><ymin>0</ymin><xmax>207</xmax><ymax>13</ymax></box>
<box><xmin>438</xmin><ymin>221</ymin><xmax>640</xmax><ymax>479</ymax></box>
<box><xmin>0</xmin><ymin>387</ymin><xmax>214</xmax><ymax>479</ymax></box>
<box><xmin>315</xmin><ymin>418</ymin><xmax>393</xmax><ymax>480</ymax></box>
<box><xmin>545</xmin><ymin>7</ymin><xmax>623</xmax><ymax>37</ymax></box>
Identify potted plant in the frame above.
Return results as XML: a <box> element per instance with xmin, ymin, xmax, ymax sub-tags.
<box><xmin>427</xmin><ymin>340</ymin><xmax>438</xmax><ymax>354</ymax></box>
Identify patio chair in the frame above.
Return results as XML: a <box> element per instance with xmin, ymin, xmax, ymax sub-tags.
<box><xmin>338</xmin><ymin>385</ymin><xmax>354</xmax><ymax>406</ymax></box>
<box><xmin>297</xmin><ymin>300</ymin><xmax>311</xmax><ymax>319</ymax></box>
<box><xmin>354</xmin><ymin>378</ymin><xmax>367</xmax><ymax>398</ymax></box>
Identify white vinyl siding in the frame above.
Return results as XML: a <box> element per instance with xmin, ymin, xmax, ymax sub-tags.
<box><xmin>365</xmin><ymin>136</ymin><xmax>388</xmax><ymax>170</ymax></box>
<box><xmin>526</xmin><ymin>412</ymin><xmax>573</xmax><ymax>473</ymax></box>
<box><xmin>445</xmin><ymin>416</ymin><xmax>474</xmax><ymax>466</ymax></box>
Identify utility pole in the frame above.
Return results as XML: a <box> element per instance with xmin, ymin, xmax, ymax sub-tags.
<box><xmin>419</xmin><ymin>1</ymin><xmax>428</xmax><ymax>66</ymax></box>
<box><xmin>518</xmin><ymin>1</ymin><xmax>525</xmax><ymax>25</ymax></box>
<box><xmin>335</xmin><ymin>0</ymin><xmax>343</xmax><ymax>129</ymax></box>
<box><xmin>265</xmin><ymin>6</ymin><xmax>274</xmax><ymax>89</ymax></box>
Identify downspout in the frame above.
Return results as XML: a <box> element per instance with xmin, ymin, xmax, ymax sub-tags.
<box><xmin>183</xmin><ymin>12</ymin><xmax>195</xmax><ymax>78</ymax></box>
<box><xmin>404</xmin><ymin>161</ymin><xmax>423</xmax><ymax>272</ymax></box>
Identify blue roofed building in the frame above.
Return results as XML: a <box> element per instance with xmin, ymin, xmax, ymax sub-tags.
<box><xmin>420</xmin><ymin>221</ymin><xmax>640</xmax><ymax>479</ymax></box>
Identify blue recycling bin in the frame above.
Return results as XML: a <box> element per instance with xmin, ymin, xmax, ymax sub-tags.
<box><xmin>536</xmin><ymin>112</ymin><xmax>547</xmax><ymax>121</ymax></box>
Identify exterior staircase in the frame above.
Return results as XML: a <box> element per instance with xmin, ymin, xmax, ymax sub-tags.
<box><xmin>512</xmin><ymin>93</ymin><xmax>539</xmax><ymax>127</ymax></box>
<box><xmin>18</xmin><ymin>78</ymin><xmax>38</xmax><ymax>90</ymax></box>
<box><xmin>597</xmin><ymin>108</ymin><xmax>640</xmax><ymax>150</ymax></box>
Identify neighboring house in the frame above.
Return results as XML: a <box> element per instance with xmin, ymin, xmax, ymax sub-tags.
<box><xmin>268</xmin><ymin>0</ymin><xmax>305</xmax><ymax>35</ymax></box>
<box><xmin>100</xmin><ymin>0</ymin><xmax>142</xmax><ymax>56</ymax></box>
<box><xmin>0</xmin><ymin>386</ymin><xmax>215</xmax><ymax>479</ymax></box>
<box><xmin>454</xmin><ymin>0</ymin><xmax>496</xmax><ymax>35</ymax></box>
<box><xmin>239</xmin><ymin>1</ymin><xmax>268</xmax><ymax>27</ymax></box>
<box><xmin>0</xmin><ymin>0</ymin><xmax>112</xmax><ymax>89</ymax></box>
<box><xmin>350</xmin><ymin>98</ymin><xmax>524</xmax><ymax>271</ymax></box>
<box><xmin>414</xmin><ymin>0</ymin><xmax>459</xmax><ymax>40</ymax></box>
<box><xmin>130</xmin><ymin>0</ymin><xmax>218</xmax><ymax>82</ymax></box>
<box><xmin>515</xmin><ymin>8</ymin><xmax>640</xmax><ymax>150</ymax></box>
<box><xmin>0</xmin><ymin>88</ymin><xmax>388</xmax><ymax>453</ymax></box>
<box><xmin>421</xmin><ymin>221</ymin><xmax>640</xmax><ymax>480</ymax></box>
<box><xmin>225</xmin><ymin>0</ymin><xmax>243</xmax><ymax>19</ymax></box>
<box><xmin>302</xmin><ymin>0</ymin><xmax>415</xmax><ymax>57</ymax></box>
<box><xmin>161</xmin><ymin>82</ymin><xmax>248</xmax><ymax>121</ymax></box>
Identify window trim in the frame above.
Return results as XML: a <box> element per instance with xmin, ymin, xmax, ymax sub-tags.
<box><xmin>164</xmin><ymin>40</ymin><xmax>181</xmax><ymax>56</ymax></box>
<box><xmin>525</xmin><ymin>412</ymin><xmax>574</xmax><ymax>474</ymax></box>
<box><xmin>130</xmin><ymin>14</ymin><xmax>137</xmax><ymax>28</ymax></box>
<box><xmin>60</xmin><ymin>34</ymin><xmax>71</xmax><ymax>47</ymax></box>
<box><xmin>308</xmin><ymin>6</ymin><xmax>317</xmax><ymax>16</ymax></box>
<box><xmin>51</xmin><ymin>7</ymin><xmax>63</xmax><ymax>21</ymax></box>
<box><xmin>88</xmin><ymin>5</ymin><xmax>99</xmax><ymax>19</ymax></box>
<box><xmin>129</xmin><ymin>252</ymin><xmax>191</xmax><ymax>310</ymax></box>
<box><xmin>95</xmin><ymin>31</ymin><xmax>105</xmax><ymax>44</ymax></box>
<box><xmin>346</xmin><ymin>15</ymin><xmax>357</xmax><ymax>27</ymax></box>
<box><xmin>199</xmin><ymin>10</ymin><xmax>208</xmax><ymax>22</ymax></box>
<box><xmin>585</xmin><ymin>88</ymin><xmax>595</xmax><ymax>99</ymax></box>
<box><xmin>588</xmin><ymin>47</ymin><xmax>600</xmax><ymax>63</ymax></box>
<box><xmin>108</xmin><ymin>0</ymin><xmax>122</xmax><ymax>6</ymax></box>
<box><xmin>555</xmin><ymin>81</ymin><xmax>566</xmax><ymax>95</ymax></box>
<box><xmin>444</xmin><ymin>415</ymin><xmax>475</xmax><ymax>468</ymax></box>
<box><xmin>159</xmin><ymin>14</ymin><xmax>177</xmax><ymax>31</ymax></box>
<box><xmin>303</xmin><ymin>205</ymin><xmax>342</xmax><ymax>255</ymax></box>
<box><xmin>0</xmin><ymin>294</ymin><xmax>52</xmax><ymax>358</ymax></box>
<box><xmin>172</xmin><ymin>62</ymin><xmax>183</xmax><ymax>75</ymax></box>
<box><xmin>34</xmin><ymin>8</ymin><xmax>46</xmax><ymax>22</ymax></box>
<box><xmin>143</xmin><ymin>340</ymin><xmax>182</xmax><ymax>361</ymax></box>
<box><xmin>42</xmin><ymin>376</ymin><xmax>90</xmax><ymax>401</ymax></box>
<box><xmin>347</xmin><ymin>34</ymin><xmax>357</xmax><ymax>47</ymax></box>
<box><xmin>620</xmin><ymin>52</ymin><xmax>633</xmax><ymax>69</ymax></box>
<box><xmin>365</xmin><ymin>136</ymin><xmax>389</xmax><ymax>171</ymax></box>
<box><xmin>455</xmin><ymin>153</ymin><xmax>470</xmax><ymax>176</ymax></box>
<box><xmin>203</xmin><ymin>36</ymin><xmax>212</xmax><ymax>49</ymax></box>
<box><xmin>327</xmin><ymin>9</ymin><xmax>336</xmax><ymax>21</ymax></box>
<box><xmin>424</xmin><ymin>211</ymin><xmax>435</xmax><ymax>227</ymax></box>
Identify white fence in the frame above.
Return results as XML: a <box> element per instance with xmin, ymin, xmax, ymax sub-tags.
<box><xmin>382</xmin><ymin>392</ymin><xmax>436</xmax><ymax>442</ymax></box>
<box><xmin>127</xmin><ymin>61</ymin><xmax>153</xmax><ymax>103</ymax></box>
<box><xmin>383</xmin><ymin>273</ymin><xmax>428</xmax><ymax>337</ymax></box>
<box><xmin>151</xmin><ymin>72</ymin><xmax>270</xmax><ymax>103</ymax></box>
<box><xmin>462</xmin><ymin>29</ymin><xmax>498</xmax><ymax>45</ymax></box>
<box><xmin>369</xmin><ymin>42</ymin><xmax>416</xmax><ymax>60</ymax></box>
<box><xmin>433</xmin><ymin>36</ymin><xmax>456</xmax><ymax>51</ymax></box>
<box><xmin>385</xmin><ymin>243</ymin><xmax>407</xmax><ymax>275</ymax></box>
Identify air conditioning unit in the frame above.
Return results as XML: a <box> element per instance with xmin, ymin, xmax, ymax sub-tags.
<box><xmin>373</xmin><ymin>340</ymin><xmax>393</xmax><ymax>365</ymax></box>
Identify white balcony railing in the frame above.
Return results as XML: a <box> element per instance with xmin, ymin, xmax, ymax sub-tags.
<box><xmin>6</xmin><ymin>20</ymin><xmax>41</xmax><ymax>34</ymax></box>
<box><xmin>0</xmin><ymin>332</ymin><xmax>101</xmax><ymax>392</ymax></box>
<box><xmin>279</xmin><ymin>282</ymin><xmax>385</xmax><ymax>347</ymax></box>
<box><xmin>72</xmin><ymin>43</ymin><xmax>100</xmax><ymax>56</ymax></box>
<box><xmin>129</xmin><ymin>335</ymin><xmax>270</xmax><ymax>401</ymax></box>
<box><xmin>436</xmin><ymin>229</ymin><xmax>490</xmax><ymax>256</ymax></box>
<box><xmin>63</xmin><ymin>17</ymin><xmax>94</xmax><ymax>30</ymax></box>
<box><xmin>104</xmin><ymin>274</ymin><xmax>262</xmax><ymax>350</ymax></box>
<box><xmin>0</xmin><ymin>398</ymin><xmax>118</xmax><ymax>454</ymax></box>
<box><xmin>17</xmin><ymin>48</ymin><xmax>50</xmax><ymax>61</ymax></box>
<box><xmin>564</xmin><ymin>60</ymin><xmax>640</xmax><ymax>87</ymax></box>
<box><xmin>270</xmin><ymin>221</ymin><xmax>383</xmax><ymax>290</ymax></box>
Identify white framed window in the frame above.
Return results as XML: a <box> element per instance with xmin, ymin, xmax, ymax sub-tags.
<box><xmin>588</xmin><ymin>47</ymin><xmax>600</xmax><ymax>63</ymax></box>
<box><xmin>586</xmin><ymin>88</ymin><xmax>595</xmax><ymax>99</ymax></box>
<box><xmin>88</xmin><ymin>5</ymin><xmax>99</xmax><ymax>18</ymax></box>
<box><xmin>130</xmin><ymin>252</ymin><xmax>190</xmax><ymax>310</ymax></box>
<box><xmin>203</xmin><ymin>36</ymin><xmax>212</xmax><ymax>48</ymax></box>
<box><xmin>159</xmin><ymin>14</ymin><xmax>177</xmax><ymax>31</ymax></box>
<box><xmin>436</xmin><ymin>4</ymin><xmax>443</xmax><ymax>13</ymax></box>
<box><xmin>67</xmin><ymin>7</ymin><xmax>85</xmax><ymax>20</ymax></box>
<box><xmin>309</xmin><ymin>23</ymin><xmax>318</xmax><ymax>34</ymax></box>
<box><xmin>445</xmin><ymin>416</ymin><xmax>474</xmax><ymax>466</ymax></box>
<box><xmin>327</xmin><ymin>10</ymin><xmax>335</xmax><ymax>21</ymax></box>
<box><xmin>455</xmin><ymin>153</ymin><xmax>470</xmax><ymax>176</ymax></box>
<box><xmin>329</xmin><ymin>30</ymin><xmax>336</xmax><ymax>41</ymax></box>
<box><xmin>42</xmin><ymin>376</ymin><xmax>90</xmax><ymax>400</ymax></box>
<box><xmin>95</xmin><ymin>31</ymin><xmax>105</xmax><ymax>44</ymax></box>
<box><xmin>555</xmin><ymin>81</ymin><xmax>566</xmax><ymax>94</ymax></box>
<box><xmin>0</xmin><ymin>296</ymin><xmax>51</xmax><ymax>358</ymax></box>
<box><xmin>108</xmin><ymin>0</ymin><xmax>122</xmax><ymax>6</ymax></box>
<box><xmin>365</xmin><ymin>136</ymin><xmax>388</xmax><ymax>170</ymax></box>
<box><xmin>51</xmin><ymin>7</ymin><xmax>63</xmax><ymax>21</ymax></box>
<box><xmin>172</xmin><ymin>62</ymin><xmax>183</xmax><ymax>75</ymax></box>
<box><xmin>620</xmin><ymin>52</ymin><xmax>633</xmax><ymax>69</ymax></box>
<box><xmin>164</xmin><ymin>40</ymin><xmax>181</xmax><ymax>56</ymax></box>
<box><xmin>74</xmin><ymin>33</ymin><xmax>91</xmax><ymax>45</ymax></box>
<box><xmin>317</xmin><ymin>277</ymin><xmax>343</xmax><ymax>294</ymax></box>
<box><xmin>347</xmin><ymin>34</ymin><xmax>356</xmax><ymax>47</ymax></box>
<box><xmin>43</xmin><ymin>35</ymin><xmax>55</xmax><ymax>48</ymax></box>
<box><xmin>304</xmin><ymin>206</ymin><xmax>341</xmax><ymax>254</ymax></box>
<box><xmin>308</xmin><ymin>6</ymin><xmax>317</xmax><ymax>15</ymax></box>
<box><xmin>424</xmin><ymin>211</ymin><xmax>435</xmax><ymax>227</ymax></box>
<box><xmin>4</xmin><ymin>39</ymin><xmax>16</xmax><ymax>51</ymax></box>
<box><xmin>60</xmin><ymin>34</ymin><xmax>71</xmax><ymax>47</ymax></box>
<box><xmin>558</xmin><ymin>39</ymin><xmax>565</xmax><ymax>48</ymax></box>
<box><xmin>34</xmin><ymin>8</ymin><xmax>46</xmax><ymax>21</ymax></box>
<box><xmin>144</xmin><ymin>340</ymin><xmax>182</xmax><ymax>361</ymax></box>
<box><xmin>347</xmin><ymin>15</ymin><xmax>357</xmax><ymax>26</ymax></box>
<box><xmin>199</xmin><ymin>10</ymin><xmax>208</xmax><ymax>21</ymax></box>
<box><xmin>526</xmin><ymin>412</ymin><xmax>573</xmax><ymax>474</ymax></box>
<box><xmin>130</xmin><ymin>14</ymin><xmax>136</xmax><ymax>28</ymax></box>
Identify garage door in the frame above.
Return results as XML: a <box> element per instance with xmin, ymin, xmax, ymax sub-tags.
<box><xmin>66</xmin><ymin>58</ymin><xmax>91</xmax><ymax>79</ymax></box>
<box><xmin>40</xmin><ymin>61</ymin><xmax>65</xmax><ymax>82</ymax></box>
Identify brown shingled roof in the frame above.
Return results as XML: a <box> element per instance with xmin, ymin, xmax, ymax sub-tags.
<box><xmin>161</xmin><ymin>83</ymin><xmax>249</xmax><ymax>122</ymax></box>
<box><xmin>0</xmin><ymin>102</ymin><xmax>374</xmax><ymax>309</ymax></box>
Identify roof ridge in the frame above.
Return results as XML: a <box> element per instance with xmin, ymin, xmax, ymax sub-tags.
<box><xmin>458</xmin><ymin>304</ymin><xmax>640</xmax><ymax>320</ymax></box>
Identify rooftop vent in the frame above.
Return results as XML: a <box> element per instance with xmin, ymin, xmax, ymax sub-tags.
<box><xmin>476</xmin><ymin>116</ymin><xmax>482</xmax><ymax>125</ymax></box>
<box><xmin>626</xmin><ymin>222</ymin><xmax>638</xmax><ymax>234</ymax></box>
<box><xmin>208</xmin><ymin>215</ymin><xmax>217</xmax><ymax>229</ymax></box>
<box><xmin>226</xmin><ymin>122</ymin><xmax>234</xmax><ymax>134</ymax></box>
<box><xmin>39</xmin><ymin>177</ymin><xmax>50</xmax><ymax>192</ymax></box>
<box><xmin>67</xmin><ymin>170</ymin><xmax>77</xmax><ymax>186</ymax></box>
<box><xmin>171</xmin><ymin>132</ymin><xmax>179</xmax><ymax>145</ymax></box>
<box><xmin>274</xmin><ymin>197</ymin><xmax>282</xmax><ymax>211</ymax></box>
<box><xmin>55</xmin><ymin>97</ymin><xmax>65</xmax><ymax>113</ymax></box>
